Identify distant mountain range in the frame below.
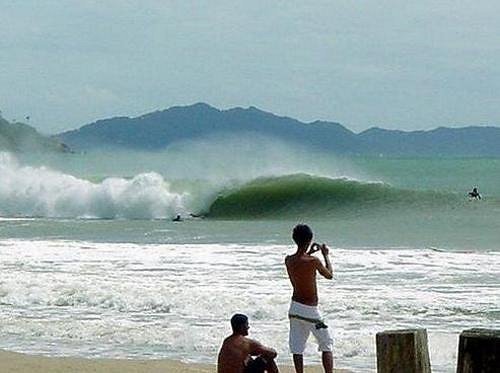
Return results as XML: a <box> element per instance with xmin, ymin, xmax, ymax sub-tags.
<box><xmin>0</xmin><ymin>116</ymin><xmax>69</xmax><ymax>153</ymax></box>
<box><xmin>56</xmin><ymin>103</ymin><xmax>500</xmax><ymax>157</ymax></box>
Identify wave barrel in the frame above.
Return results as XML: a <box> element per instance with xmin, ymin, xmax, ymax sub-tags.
<box><xmin>457</xmin><ymin>329</ymin><xmax>500</xmax><ymax>373</ymax></box>
<box><xmin>376</xmin><ymin>329</ymin><xmax>431</xmax><ymax>373</ymax></box>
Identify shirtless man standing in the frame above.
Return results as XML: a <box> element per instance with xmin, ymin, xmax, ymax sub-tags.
<box><xmin>217</xmin><ymin>314</ymin><xmax>279</xmax><ymax>373</ymax></box>
<box><xmin>285</xmin><ymin>224</ymin><xmax>334</xmax><ymax>373</ymax></box>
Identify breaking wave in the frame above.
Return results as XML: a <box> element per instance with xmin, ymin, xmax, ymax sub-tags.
<box><xmin>0</xmin><ymin>152</ymin><xmax>188</xmax><ymax>219</ymax></box>
<box><xmin>207</xmin><ymin>174</ymin><xmax>461</xmax><ymax>218</ymax></box>
<box><xmin>0</xmin><ymin>152</ymin><xmax>463</xmax><ymax>220</ymax></box>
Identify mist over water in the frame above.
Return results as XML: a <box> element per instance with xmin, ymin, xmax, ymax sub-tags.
<box><xmin>15</xmin><ymin>134</ymin><xmax>367</xmax><ymax>182</ymax></box>
<box><xmin>1</xmin><ymin>135</ymin><xmax>369</xmax><ymax>219</ymax></box>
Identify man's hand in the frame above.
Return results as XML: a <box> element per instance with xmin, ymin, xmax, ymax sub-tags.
<box><xmin>320</xmin><ymin>244</ymin><xmax>329</xmax><ymax>256</ymax></box>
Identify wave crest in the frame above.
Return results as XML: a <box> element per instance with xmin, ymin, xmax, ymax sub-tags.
<box><xmin>0</xmin><ymin>152</ymin><xmax>187</xmax><ymax>219</ymax></box>
<box><xmin>207</xmin><ymin>174</ymin><xmax>459</xmax><ymax>218</ymax></box>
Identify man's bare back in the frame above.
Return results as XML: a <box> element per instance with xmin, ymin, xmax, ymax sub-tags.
<box><xmin>217</xmin><ymin>314</ymin><xmax>278</xmax><ymax>373</ymax></box>
<box><xmin>285</xmin><ymin>253</ymin><xmax>320</xmax><ymax>306</ymax></box>
<box><xmin>218</xmin><ymin>335</ymin><xmax>261</xmax><ymax>373</ymax></box>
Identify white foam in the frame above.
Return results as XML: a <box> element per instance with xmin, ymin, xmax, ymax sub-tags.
<box><xmin>0</xmin><ymin>239</ymin><xmax>498</xmax><ymax>372</ymax></box>
<box><xmin>0</xmin><ymin>152</ymin><xmax>188</xmax><ymax>219</ymax></box>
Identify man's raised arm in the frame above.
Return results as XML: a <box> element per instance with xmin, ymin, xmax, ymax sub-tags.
<box><xmin>316</xmin><ymin>244</ymin><xmax>333</xmax><ymax>279</ymax></box>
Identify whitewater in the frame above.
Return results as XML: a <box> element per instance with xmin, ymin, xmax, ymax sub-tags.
<box><xmin>0</xmin><ymin>152</ymin><xmax>188</xmax><ymax>219</ymax></box>
<box><xmin>1</xmin><ymin>148</ymin><xmax>499</xmax><ymax>372</ymax></box>
<box><xmin>0</xmin><ymin>239</ymin><xmax>498</xmax><ymax>372</ymax></box>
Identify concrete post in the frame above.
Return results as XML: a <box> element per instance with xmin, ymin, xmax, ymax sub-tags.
<box><xmin>376</xmin><ymin>328</ymin><xmax>431</xmax><ymax>373</ymax></box>
<box><xmin>456</xmin><ymin>328</ymin><xmax>500</xmax><ymax>373</ymax></box>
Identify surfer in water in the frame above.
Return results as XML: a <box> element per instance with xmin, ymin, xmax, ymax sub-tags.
<box><xmin>189</xmin><ymin>213</ymin><xmax>204</xmax><ymax>218</ymax></box>
<box><xmin>172</xmin><ymin>214</ymin><xmax>183</xmax><ymax>222</ymax></box>
<box><xmin>468</xmin><ymin>187</ymin><xmax>481</xmax><ymax>200</ymax></box>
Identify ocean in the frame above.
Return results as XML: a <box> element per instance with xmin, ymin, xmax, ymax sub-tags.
<box><xmin>1</xmin><ymin>144</ymin><xmax>499</xmax><ymax>372</ymax></box>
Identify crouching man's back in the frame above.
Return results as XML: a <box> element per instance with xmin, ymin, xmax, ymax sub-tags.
<box><xmin>217</xmin><ymin>314</ymin><xmax>279</xmax><ymax>373</ymax></box>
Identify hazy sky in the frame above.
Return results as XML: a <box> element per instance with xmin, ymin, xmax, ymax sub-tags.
<box><xmin>1</xmin><ymin>1</ymin><xmax>499</xmax><ymax>134</ymax></box>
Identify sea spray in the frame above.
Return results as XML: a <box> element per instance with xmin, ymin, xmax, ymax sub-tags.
<box><xmin>0</xmin><ymin>152</ymin><xmax>188</xmax><ymax>219</ymax></box>
<box><xmin>16</xmin><ymin>134</ymin><xmax>367</xmax><ymax>184</ymax></box>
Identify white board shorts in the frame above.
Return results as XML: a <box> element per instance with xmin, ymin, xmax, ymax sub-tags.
<box><xmin>288</xmin><ymin>300</ymin><xmax>333</xmax><ymax>354</ymax></box>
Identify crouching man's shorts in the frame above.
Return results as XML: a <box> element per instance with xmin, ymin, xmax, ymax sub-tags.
<box><xmin>288</xmin><ymin>300</ymin><xmax>333</xmax><ymax>354</ymax></box>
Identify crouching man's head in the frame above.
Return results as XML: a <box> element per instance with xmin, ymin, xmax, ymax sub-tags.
<box><xmin>230</xmin><ymin>313</ymin><xmax>249</xmax><ymax>336</ymax></box>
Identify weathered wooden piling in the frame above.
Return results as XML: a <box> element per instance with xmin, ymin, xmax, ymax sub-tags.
<box><xmin>376</xmin><ymin>328</ymin><xmax>431</xmax><ymax>373</ymax></box>
<box><xmin>456</xmin><ymin>328</ymin><xmax>500</xmax><ymax>373</ymax></box>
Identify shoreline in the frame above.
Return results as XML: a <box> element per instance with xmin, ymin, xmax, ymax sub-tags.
<box><xmin>0</xmin><ymin>350</ymin><xmax>350</xmax><ymax>372</ymax></box>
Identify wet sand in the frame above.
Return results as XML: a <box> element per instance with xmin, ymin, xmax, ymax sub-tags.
<box><xmin>0</xmin><ymin>350</ymin><xmax>350</xmax><ymax>372</ymax></box>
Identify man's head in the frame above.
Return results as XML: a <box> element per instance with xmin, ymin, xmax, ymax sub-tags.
<box><xmin>230</xmin><ymin>313</ymin><xmax>249</xmax><ymax>336</ymax></box>
<box><xmin>292</xmin><ymin>224</ymin><xmax>313</xmax><ymax>249</ymax></box>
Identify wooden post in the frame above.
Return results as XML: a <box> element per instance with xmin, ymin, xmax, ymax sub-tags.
<box><xmin>456</xmin><ymin>329</ymin><xmax>500</xmax><ymax>373</ymax></box>
<box><xmin>376</xmin><ymin>328</ymin><xmax>431</xmax><ymax>373</ymax></box>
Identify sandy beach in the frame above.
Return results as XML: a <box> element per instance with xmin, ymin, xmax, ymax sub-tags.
<box><xmin>0</xmin><ymin>350</ymin><xmax>350</xmax><ymax>373</ymax></box>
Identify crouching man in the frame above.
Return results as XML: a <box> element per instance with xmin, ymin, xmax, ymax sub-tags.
<box><xmin>217</xmin><ymin>314</ymin><xmax>279</xmax><ymax>373</ymax></box>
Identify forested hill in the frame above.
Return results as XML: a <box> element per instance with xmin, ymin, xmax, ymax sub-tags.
<box><xmin>56</xmin><ymin>103</ymin><xmax>500</xmax><ymax>157</ymax></box>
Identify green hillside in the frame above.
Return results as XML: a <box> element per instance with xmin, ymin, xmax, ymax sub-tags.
<box><xmin>0</xmin><ymin>116</ymin><xmax>70</xmax><ymax>153</ymax></box>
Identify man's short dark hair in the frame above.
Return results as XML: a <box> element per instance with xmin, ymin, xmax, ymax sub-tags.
<box><xmin>292</xmin><ymin>224</ymin><xmax>313</xmax><ymax>247</ymax></box>
<box><xmin>230</xmin><ymin>313</ymin><xmax>248</xmax><ymax>332</ymax></box>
